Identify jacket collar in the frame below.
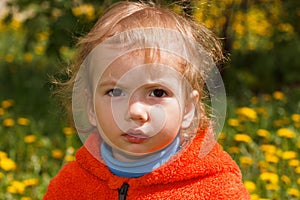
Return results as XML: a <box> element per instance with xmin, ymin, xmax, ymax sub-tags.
<box><xmin>75</xmin><ymin>129</ymin><xmax>237</xmax><ymax>189</ymax></box>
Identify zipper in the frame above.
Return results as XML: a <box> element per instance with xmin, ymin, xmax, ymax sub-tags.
<box><xmin>118</xmin><ymin>182</ymin><xmax>129</xmax><ymax>200</ymax></box>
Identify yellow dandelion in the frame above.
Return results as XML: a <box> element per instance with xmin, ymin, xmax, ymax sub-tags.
<box><xmin>51</xmin><ymin>149</ymin><xmax>64</xmax><ymax>159</ymax></box>
<box><xmin>64</xmin><ymin>155</ymin><xmax>75</xmax><ymax>162</ymax></box>
<box><xmin>265</xmin><ymin>154</ymin><xmax>279</xmax><ymax>163</ymax></box>
<box><xmin>24</xmin><ymin>135</ymin><xmax>36</xmax><ymax>144</ymax></box>
<box><xmin>282</xmin><ymin>151</ymin><xmax>297</xmax><ymax>160</ymax></box>
<box><xmin>272</xmin><ymin>91</ymin><xmax>285</xmax><ymax>101</ymax></box>
<box><xmin>258</xmin><ymin>161</ymin><xmax>268</xmax><ymax>171</ymax></box>
<box><xmin>257</xmin><ymin>129</ymin><xmax>270</xmax><ymax>139</ymax></box>
<box><xmin>255</xmin><ymin>107</ymin><xmax>268</xmax><ymax>117</ymax></box>
<box><xmin>0</xmin><ymin>151</ymin><xmax>7</xmax><ymax>159</ymax></box>
<box><xmin>21</xmin><ymin>197</ymin><xmax>32</xmax><ymax>200</ymax></box>
<box><xmin>228</xmin><ymin>118</ymin><xmax>240</xmax><ymax>127</ymax></box>
<box><xmin>236</xmin><ymin>107</ymin><xmax>258</xmax><ymax>122</ymax></box>
<box><xmin>234</xmin><ymin>134</ymin><xmax>252</xmax><ymax>143</ymax></box>
<box><xmin>287</xmin><ymin>188</ymin><xmax>299</xmax><ymax>197</ymax></box>
<box><xmin>7</xmin><ymin>181</ymin><xmax>25</xmax><ymax>194</ymax></box>
<box><xmin>260</xmin><ymin>144</ymin><xmax>277</xmax><ymax>154</ymax></box>
<box><xmin>281</xmin><ymin>175</ymin><xmax>291</xmax><ymax>184</ymax></box>
<box><xmin>291</xmin><ymin>114</ymin><xmax>300</xmax><ymax>123</ymax></box>
<box><xmin>297</xmin><ymin>177</ymin><xmax>300</xmax><ymax>185</ymax></box>
<box><xmin>0</xmin><ymin>172</ymin><xmax>4</xmax><ymax>179</ymax></box>
<box><xmin>244</xmin><ymin>181</ymin><xmax>256</xmax><ymax>193</ymax></box>
<box><xmin>63</xmin><ymin>127</ymin><xmax>75</xmax><ymax>136</ymax></box>
<box><xmin>0</xmin><ymin>108</ymin><xmax>4</xmax><ymax>116</ymax></box>
<box><xmin>3</xmin><ymin>118</ymin><xmax>15</xmax><ymax>127</ymax></box>
<box><xmin>266</xmin><ymin>183</ymin><xmax>279</xmax><ymax>191</ymax></box>
<box><xmin>289</xmin><ymin>159</ymin><xmax>299</xmax><ymax>167</ymax></box>
<box><xmin>1</xmin><ymin>99</ymin><xmax>14</xmax><ymax>108</ymax></box>
<box><xmin>277</xmin><ymin>128</ymin><xmax>295</xmax><ymax>138</ymax></box>
<box><xmin>0</xmin><ymin>157</ymin><xmax>17</xmax><ymax>171</ymax></box>
<box><xmin>17</xmin><ymin>117</ymin><xmax>30</xmax><ymax>126</ymax></box>
<box><xmin>250</xmin><ymin>194</ymin><xmax>260</xmax><ymax>200</ymax></box>
<box><xmin>240</xmin><ymin>156</ymin><xmax>253</xmax><ymax>166</ymax></box>
<box><xmin>296</xmin><ymin>166</ymin><xmax>300</xmax><ymax>174</ymax></box>
<box><xmin>23</xmin><ymin>178</ymin><xmax>38</xmax><ymax>187</ymax></box>
<box><xmin>34</xmin><ymin>45</ymin><xmax>45</xmax><ymax>55</ymax></box>
<box><xmin>23</xmin><ymin>52</ymin><xmax>33</xmax><ymax>63</ymax></box>
<box><xmin>228</xmin><ymin>147</ymin><xmax>240</xmax><ymax>154</ymax></box>
<box><xmin>260</xmin><ymin>172</ymin><xmax>279</xmax><ymax>184</ymax></box>
<box><xmin>72</xmin><ymin>4</ymin><xmax>95</xmax><ymax>20</ymax></box>
<box><xmin>218</xmin><ymin>132</ymin><xmax>226</xmax><ymax>140</ymax></box>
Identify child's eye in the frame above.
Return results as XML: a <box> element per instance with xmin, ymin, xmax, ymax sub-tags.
<box><xmin>107</xmin><ymin>88</ymin><xmax>125</xmax><ymax>97</ymax></box>
<box><xmin>150</xmin><ymin>89</ymin><xmax>167</xmax><ymax>97</ymax></box>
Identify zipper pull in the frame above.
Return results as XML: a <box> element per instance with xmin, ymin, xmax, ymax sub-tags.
<box><xmin>118</xmin><ymin>182</ymin><xmax>129</xmax><ymax>200</ymax></box>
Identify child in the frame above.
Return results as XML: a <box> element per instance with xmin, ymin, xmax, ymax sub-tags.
<box><xmin>44</xmin><ymin>1</ymin><xmax>250</xmax><ymax>199</ymax></box>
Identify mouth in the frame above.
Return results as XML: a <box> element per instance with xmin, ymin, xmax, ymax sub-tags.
<box><xmin>122</xmin><ymin>130</ymin><xmax>149</xmax><ymax>144</ymax></box>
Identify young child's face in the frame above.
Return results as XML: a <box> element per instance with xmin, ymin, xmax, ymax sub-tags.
<box><xmin>89</xmin><ymin>50</ymin><xmax>198</xmax><ymax>156</ymax></box>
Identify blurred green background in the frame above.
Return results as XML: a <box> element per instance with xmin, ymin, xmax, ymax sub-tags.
<box><xmin>0</xmin><ymin>0</ymin><xmax>299</xmax><ymax>199</ymax></box>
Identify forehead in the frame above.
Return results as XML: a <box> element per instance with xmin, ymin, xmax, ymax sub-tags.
<box><xmin>102</xmin><ymin>49</ymin><xmax>185</xmax><ymax>78</ymax></box>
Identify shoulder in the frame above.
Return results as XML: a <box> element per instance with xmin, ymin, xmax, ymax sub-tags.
<box><xmin>43</xmin><ymin>160</ymin><xmax>96</xmax><ymax>199</ymax></box>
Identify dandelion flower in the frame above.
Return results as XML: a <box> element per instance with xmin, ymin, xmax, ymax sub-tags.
<box><xmin>277</xmin><ymin>128</ymin><xmax>295</xmax><ymax>138</ymax></box>
<box><xmin>51</xmin><ymin>149</ymin><xmax>64</xmax><ymax>159</ymax></box>
<box><xmin>287</xmin><ymin>188</ymin><xmax>299</xmax><ymax>197</ymax></box>
<box><xmin>281</xmin><ymin>175</ymin><xmax>291</xmax><ymax>184</ymax></box>
<box><xmin>64</xmin><ymin>155</ymin><xmax>75</xmax><ymax>162</ymax></box>
<box><xmin>23</xmin><ymin>178</ymin><xmax>38</xmax><ymax>187</ymax></box>
<box><xmin>72</xmin><ymin>4</ymin><xmax>95</xmax><ymax>20</ymax></box>
<box><xmin>1</xmin><ymin>99</ymin><xmax>14</xmax><ymax>109</ymax></box>
<box><xmin>7</xmin><ymin>181</ymin><xmax>25</xmax><ymax>194</ymax></box>
<box><xmin>63</xmin><ymin>127</ymin><xmax>75</xmax><ymax>136</ymax></box>
<box><xmin>234</xmin><ymin>134</ymin><xmax>252</xmax><ymax>143</ymax></box>
<box><xmin>24</xmin><ymin>135</ymin><xmax>36</xmax><ymax>144</ymax></box>
<box><xmin>265</xmin><ymin>154</ymin><xmax>279</xmax><ymax>163</ymax></box>
<box><xmin>260</xmin><ymin>172</ymin><xmax>279</xmax><ymax>184</ymax></box>
<box><xmin>17</xmin><ymin>117</ymin><xmax>30</xmax><ymax>126</ymax></box>
<box><xmin>273</xmin><ymin>91</ymin><xmax>285</xmax><ymax>101</ymax></box>
<box><xmin>291</xmin><ymin>114</ymin><xmax>300</xmax><ymax>123</ymax></box>
<box><xmin>236</xmin><ymin>107</ymin><xmax>258</xmax><ymax>122</ymax></box>
<box><xmin>0</xmin><ymin>172</ymin><xmax>4</xmax><ymax>179</ymax></box>
<box><xmin>260</xmin><ymin>144</ymin><xmax>277</xmax><ymax>154</ymax></box>
<box><xmin>289</xmin><ymin>159</ymin><xmax>299</xmax><ymax>167</ymax></box>
<box><xmin>0</xmin><ymin>157</ymin><xmax>16</xmax><ymax>171</ymax></box>
<box><xmin>240</xmin><ymin>156</ymin><xmax>253</xmax><ymax>166</ymax></box>
<box><xmin>282</xmin><ymin>151</ymin><xmax>297</xmax><ymax>160</ymax></box>
<box><xmin>0</xmin><ymin>108</ymin><xmax>4</xmax><ymax>116</ymax></box>
<box><xmin>21</xmin><ymin>197</ymin><xmax>32</xmax><ymax>200</ymax></box>
<box><xmin>244</xmin><ymin>181</ymin><xmax>256</xmax><ymax>193</ymax></box>
<box><xmin>266</xmin><ymin>183</ymin><xmax>279</xmax><ymax>191</ymax></box>
<box><xmin>3</xmin><ymin>118</ymin><xmax>15</xmax><ymax>127</ymax></box>
<box><xmin>228</xmin><ymin>118</ymin><xmax>240</xmax><ymax>127</ymax></box>
<box><xmin>228</xmin><ymin>147</ymin><xmax>240</xmax><ymax>154</ymax></box>
<box><xmin>257</xmin><ymin>129</ymin><xmax>270</xmax><ymax>139</ymax></box>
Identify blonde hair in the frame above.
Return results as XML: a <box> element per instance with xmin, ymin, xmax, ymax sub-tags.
<box><xmin>53</xmin><ymin>1</ymin><xmax>224</xmax><ymax>130</ymax></box>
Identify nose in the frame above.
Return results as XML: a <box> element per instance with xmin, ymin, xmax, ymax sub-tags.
<box><xmin>127</xmin><ymin>98</ymin><xmax>149</xmax><ymax>123</ymax></box>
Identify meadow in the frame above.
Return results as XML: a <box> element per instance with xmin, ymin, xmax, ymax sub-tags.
<box><xmin>1</xmin><ymin>89</ymin><xmax>300</xmax><ymax>199</ymax></box>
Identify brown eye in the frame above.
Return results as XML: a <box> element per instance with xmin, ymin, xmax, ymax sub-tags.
<box><xmin>150</xmin><ymin>89</ymin><xmax>167</xmax><ymax>97</ymax></box>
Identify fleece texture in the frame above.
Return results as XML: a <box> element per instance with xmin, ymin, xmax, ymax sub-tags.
<box><xmin>44</xmin><ymin>130</ymin><xmax>250</xmax><ymax>199</ymax></box>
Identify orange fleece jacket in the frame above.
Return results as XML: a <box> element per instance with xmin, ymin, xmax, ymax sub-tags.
<box><xmin>44</xmin><ymin>130</ymin><xmax>250</xmax><ymax>199</ymax></box>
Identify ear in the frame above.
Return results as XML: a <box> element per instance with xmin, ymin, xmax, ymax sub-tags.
<box><xmin>181</xmin><ymin>90</ymin><xmax>199</xmax><ymax>129</ymax></box>
<box><xmin>85</xmin><ymin>89</ymin><xmax>97</xmax><ymax>127</ymax></box>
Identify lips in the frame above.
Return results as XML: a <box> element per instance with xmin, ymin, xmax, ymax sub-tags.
<box><xmin>122</xmin><ymin>130</ymin><xmax>149</xmax><ymax>143</ymax></box>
